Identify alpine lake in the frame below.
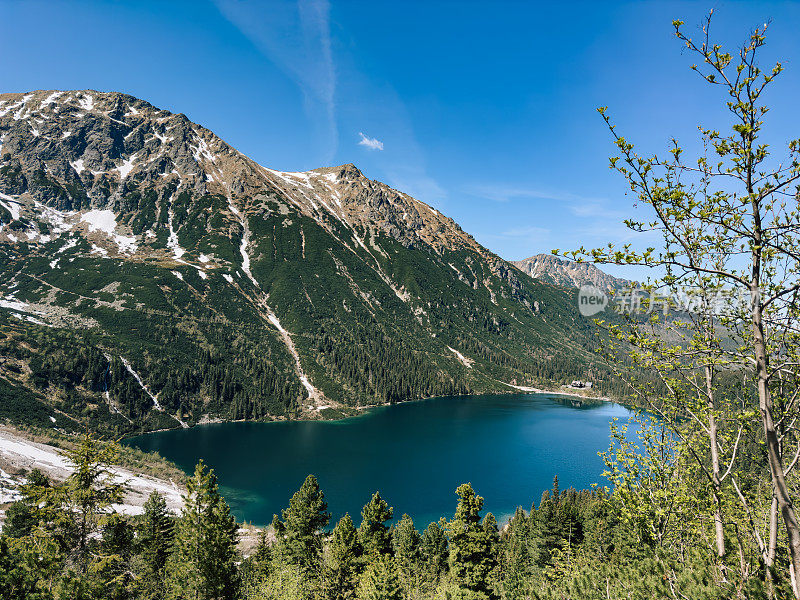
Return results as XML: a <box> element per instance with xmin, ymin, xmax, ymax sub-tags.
<box><xmin>125</xmin><ymin>393</ymin><xmax>638</xmax><ymax>527</ymax></box>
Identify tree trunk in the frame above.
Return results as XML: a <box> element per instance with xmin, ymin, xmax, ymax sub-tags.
<box><xmin>767</xmin><ymin>495</ymin><xmax>779</xmax><ymax>598</ymax></box>
<box><xmin>705</xmin><ymin>365</ymin><xmax>726</xmax><ymax>559</ymax></box>
<box><xmin>768</xmin><ymin>495</ymin><xmax>779</xmax><ymax>563</ymax></box>
<box><xmin>753</xmin><ymin>301</ymin><xmax>800</xmax><ymax>598</ymax></box>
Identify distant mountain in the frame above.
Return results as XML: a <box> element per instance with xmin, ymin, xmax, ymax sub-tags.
<box><xmin>513</xmin><ymin>254</ymin><xmax>628</xmax><ymax>291</ymax></box>
<box><xmin>0</xmin><ymin>90</ymin><xmax>614</xmax><ymax>435</ymax></box>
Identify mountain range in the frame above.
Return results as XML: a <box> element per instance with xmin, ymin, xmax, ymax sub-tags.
<box><xmin>513</xmin><ymin>254</ymin><xmax>628</xmax><ymax>291</ymax></box>
<box><xmin>0</xmin><ymin>90</ymin><xmax>616</xmax><ymax>435</ymax></box>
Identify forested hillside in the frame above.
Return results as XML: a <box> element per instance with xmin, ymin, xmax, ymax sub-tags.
<box><xmin>0</xmin><ymin>90</ymin><xmax>618</xmax><ymax>436</ymax></box>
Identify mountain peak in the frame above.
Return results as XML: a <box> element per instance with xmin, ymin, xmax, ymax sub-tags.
<box><xmin>0</xmin><ymin>89</ymin><xmax>611</xmax><ymax>431</ymax></box>
<box><xmin>0</xmin><ymin>89</ymin><xmax>488</xmax><ymax>257</ymax></box>
<box><xmin>513</xmin><ymin>253</ymin><xmax>627</xmax><ymax>291</ymax></box>
<box><xmin>311</xmin><ymin>163</ymin><xmax>364</xmax><ymax>180</ymax></box>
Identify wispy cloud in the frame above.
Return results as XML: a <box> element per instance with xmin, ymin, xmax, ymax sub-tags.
<box><xmin>464</xmin><ymin>184</ymin><xmax>605</xmax><ymax>205</ymax></box>
<box><xmin>464</xmin><ymin>181</ymin><xmax>653</xmax><ymax>261</ymax></box>
<box><xmin>385</xmin><ymin>167</ymin><xmax>447</xmax><ymax>205</ymax></box>
<box><xmin>358</xmin><ymin>132</ymin><xmax>383</xmax><ymax>151</ymax></box>
<box><xmin>464</xmin><ymin>183</ymin><xmax>629</xmax><ymax>221</ymax></box>
<box><xmin>213</xmin><ymin>0</ymin><xmax>337</xmax><ymax>161</ymax></box>
<box><xmin>501</xmin><ymin>225</ymin><xmax>551</xmax><ymax>238</ymax></box>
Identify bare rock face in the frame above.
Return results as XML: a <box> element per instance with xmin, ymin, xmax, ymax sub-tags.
<box><xmin>513</xmin><ymin>254</ymin><xmax>627</xmax><ymax>291</ymax></box>
<box><xmin>0</xmin><ymin>90</ymin><xmax>483</xmax><ymax>257</ymax></box>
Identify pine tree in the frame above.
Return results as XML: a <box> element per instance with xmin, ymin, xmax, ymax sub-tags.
<box><xmin>356</xmin><ymin>554</ymin><xmax>402</xmax><ymax>600</ymax></box>
<box><xmin>392</xmin><ymin>514</ymin><xmax>421</xmax><ymax>597</ymax></box>
<box><xmin>500</xmin><ymin>507</ymin><xmax>533</xmax><ymax>600</ymax></box>
<box><xmin>135</xmin><ymin>491</ymin><xmax>175</xmax><ymax>600</ymax></box>
<box><xmin>358</xmin><ymin>492</ymin><xmax>393</xmax><ymax>559</ymax></box>
<box><xmin>420</xmin><ymin>520</ymin><xmax>449</xmax><ymax>585</ymax></box>
<box><xmin>272</xmin><ymin>474</ymin><xmax>330</xmax><ymax>574</ymax></box>
<box><xmin>63</xmin><ymin>435</ymin><xmax>125</xmax><ymax>574</ymax></box>
<box><xmin>447</xmin><ymin>483</ymin><xmax>499</xmax><ymax>600</ymax></box>
<box><xmin>325</xmin><ymin>514</ymin><xmax>361</xmax><ymax>600</ymax></box>
<box><xmin>165</xmin><ymin>461</ymin><xmax>239</xmax><ymax>600</ymax></box>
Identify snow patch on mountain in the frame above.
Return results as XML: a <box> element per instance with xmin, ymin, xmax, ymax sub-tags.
<box><xmin>166</xmin><ymin>191</ymin><xmax>185</xmax><ymax>258</ymax></box>
<box><xmin>115</xmin><ymin>153</ymin><xmax>138</xmax><ymax>179</ymax></box>
<box><xmin>39</xmin><ymin>91</ymin><xmax>63</xmax><ymax>108</ymax></box>
<box><xmin>70</xmin><ymin>158</ymin><xmax>85</xmax><ymax>174</ymax></box>
<box><xmin>76</xmin><ymin>93</ymin><xmax>94</xmax><ymax>112</ymax></box>
<box><xmin>0</xmin><ymin>296</ymin><xmax>29</xmax><ymax>312</ymax></box>
<box><xmin>0</xmin><ymin>193</ymin><xmax>21</xmax><ymax>220</ymax></box>
<box><xmin>81</xmin><ymin>209</ymin><xmax>138</xmax><ymax>253</ymax></box>
<box><xmin>81</xmin><ymin>209</ymin><xmax>117</xmax><ymax>235</ymax></box>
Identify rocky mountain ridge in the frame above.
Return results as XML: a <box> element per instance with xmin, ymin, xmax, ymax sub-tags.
<box><xmin>512</xmin><ymin>254</ymin><xmax>627</xmax><ymax>292</ymax></box>
<box><xmin>0</xmin><ymin>90</ymin><xmax>613</xmax><ymax>435</ymax></box>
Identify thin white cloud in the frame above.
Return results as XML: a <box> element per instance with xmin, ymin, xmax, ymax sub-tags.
<box><xmin>465</xmin><ymin>182</ymin><xmax>656</xmax><ymax>262</ymax></box>
<box><xmin>464</xmin><ymin>184</ymin><xmax>605</xmax><ymax>205</ymax></box>
<box><xmin>357</xmin><ymin>132</ymin><xmax>383</xmax><ymax>151</ymax></box>
<box><xmin>213</xmin><ymin>0</ymin><xmax>337</xmax><ymax>162</ymax></box>
<box><xmin>501</xmin><ymin>225</ymin><xmax>551</xmax><ymax>238</ymax></box>
<box><xmin>465</xmin><ymin>183</ymin><xmax>628</xmax><ymax>221</ymax></box>
<box><xmin>385</xmin><ymin>165</ymin><xmax>447</xmax><ymax>205</ymax></box>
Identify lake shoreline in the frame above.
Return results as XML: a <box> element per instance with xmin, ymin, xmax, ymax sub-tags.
<box><xmin>123</xmin><ymin>381</ymin><xmax>620</xmax><ymax>440</ymax></box>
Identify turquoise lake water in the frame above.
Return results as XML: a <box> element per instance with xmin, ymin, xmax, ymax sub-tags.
<box><xmin>125</xmin><ymin>393</ymin><xmax>636</xmax><ymax>527</ymax></box>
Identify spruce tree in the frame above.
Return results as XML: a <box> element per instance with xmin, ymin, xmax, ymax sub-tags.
<box><xmin>239</xmin><ymin>529</ymin><xmax>273</xmax><ymax>597</ymax></box>
<box><xmin>500</xmin><ymin>507</ymin><xmax>533</xmax><ymax>600</ymax></box>
<box><xmin>356</xmin><ymin>554</ymin><xmax>402</xmax><ymax>600</ymax></box>
<box><xmin>447</xmin><ymin>483</ymin><xmax>499</xmax><ymax>600</ymax></box>
<box><xmin>0</xmin><ymin>537</ymin><xmax>42</xmax><ymax>600</ymax></box>
<box><xmin>533</xmin><ymin>489</ymin><xmax>560</xmax><ymax>566</ymax></box>
<box><xmin>358</xmin><ymin>492</ymin><xmax>393</xmax><ymax>559</ymax></box>
<box><xmin>272</xmin><ymin>474</ymin><xmax>330</xmax><ymax>573</ymax></box>
<box><xmin>135</xmin><ymin>491</ymin><xmax>175</xmax><ymax>600</ymax></box>
<box><xmin>165</xmin><ymin>461</ymin><xmax>239</xmax><ymax>600</ymax></box>
<box><xmin>9</xmin><ymin>435</ymin><xmax>130</xmax><ymax>599</ymax></box>
<box><xmin>420</xmin><ymin>520</ymin><xmax>449</xmax><ymax>587</ymax></box>
<box><xmin>2</xmin><ymin>502</ymin><xmax>35</xmax><ymax>539</ymax></box>
<box><xmin>62</xmin><ymin>435</ymin><xmax>125</xmax><ymax>574</ymax></box>
<box><xmin>392</xmin><ymin>514</ymin><xmax>421</xmax><ymax>597</ymax></box>
<box><xmin>325</xmin><ymin>513</ymin><xmax>361</xmax><ymax>600</ymax></box>
<box><xmin>253</xmin><ymin>563</ymin><xmax>315</xmax><ymax>600</ymax></box>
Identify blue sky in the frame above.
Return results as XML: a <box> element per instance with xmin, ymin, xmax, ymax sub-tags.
<box><xmin>1</xmin><ymin>1</ymin><xmax>799</xmax><ymax>272</ymax></box>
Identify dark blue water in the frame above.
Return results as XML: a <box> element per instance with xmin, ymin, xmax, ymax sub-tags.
<box><xmin>125</xmin><ymin>393</ymin><xmax>635</xmax><ymax>527</ymax></box>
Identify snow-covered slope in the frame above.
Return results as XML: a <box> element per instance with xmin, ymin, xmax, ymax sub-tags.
<box><xmin>0</xmin><ymin>428</ymin><xmax>184</xmax><ymax>517</ymax></box>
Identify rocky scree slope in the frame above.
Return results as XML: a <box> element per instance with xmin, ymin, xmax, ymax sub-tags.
<box><xmin>0</xmin><ymin>90</ymin><xmax>610</xmax><ymax>435</ymax></box>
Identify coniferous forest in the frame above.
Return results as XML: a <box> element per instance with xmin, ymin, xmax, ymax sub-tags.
<box><xmin>1</xmin><ymin>433</ymin><xmax>789</xmax><ymax>600</ymax></box>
